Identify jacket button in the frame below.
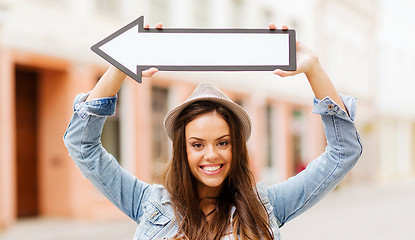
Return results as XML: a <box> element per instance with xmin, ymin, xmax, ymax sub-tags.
<box><xmin>327</xmin><ymin>104</ymin><xmax>335</xmax><ymax>110</ymax></box>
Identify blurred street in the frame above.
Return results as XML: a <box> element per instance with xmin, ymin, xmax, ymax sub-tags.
<box><xmin>0</xmin><ymin>217</ymin><xmax>136</xmax><ymax>240</ymax></box>
<box><xmin>280</xmin><ymin>178</ymin><xmax>415</xmax><ymax>240</ymax></box>
<box><xmin>1</xmin><ymin>178</ymin><xmax>414</xmax><ymax>240</ymax></box>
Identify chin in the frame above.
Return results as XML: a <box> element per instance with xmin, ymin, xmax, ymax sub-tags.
<box><xmin>205</xmin><ymin>178</ymin><xmax>228</xmax><ymax>188</ymax></box>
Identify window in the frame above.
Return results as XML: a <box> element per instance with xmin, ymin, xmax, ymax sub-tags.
<box><xmin>232</xmin><ymin>0</ymin><xmax>244</xmax><ymax>27</ymax></box>
<box><xmin>263</xmin><ymin>102</ymin><xmax>283</xmax><ymax>184</ymax></box>
<box><xmin>98</xmin><ymin>75</ymin><xmax>121</xmax><ymax>164</ymax></box>
<box><xmin>412</xmin><ymin>123</ymin><xmax>415</xmax><ymax>174</ymax></box>
<box><xmin>152</xmin><ymin>86</ymin><xmax>169</xmax><ymax>180</ymax></box>
<box><xmin>101</xmin><ymin>89</ymin><xmax>121</xmax><ymax>164</ymax></box>
<box><xmin>262</xmin><ymin>8</ymin><xmax>274</xmax><ymax>25</ymax></box>
<box><xmin>150</xmin><ymin>0</ymin><xmax>169</xmax><ymax>25</ymax></box>
<box><xmin>35</xmin><ymin>0</ymin><xmax>67</xmax><ymax>7</ymax></box>
<box><xmin>195</xmin><ymin>0</ymin><xmax>209</xmax><ymax>27</ymax></box>
<box><xmin>292</xmin><ymin>109</ymin><xmax>306</xmax><ymax>174</ymax></box>
<box><xmin>266</xmin><ymin>104</ymin><xmax>274</xmax><ymax>168</ymax></box>
<box><xmin>95</xmin><ymin>0</ymin><xmax>120</xmax><ymax>16</ymax></box>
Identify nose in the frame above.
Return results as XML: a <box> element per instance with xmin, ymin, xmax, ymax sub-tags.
<box><xmin>204</xmin><ymin>145</ymin><xmax>218</xmax><ymax>161</ymax></box>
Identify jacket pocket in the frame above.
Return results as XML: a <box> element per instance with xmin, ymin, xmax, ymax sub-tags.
<box><xmin>135</xmin><ymin>201</ymin><xmax>172</xmax><ymax>239</ymax></box>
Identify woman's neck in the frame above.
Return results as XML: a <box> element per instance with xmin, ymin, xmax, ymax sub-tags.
<box><xmin>196</xmin><ymin>182</ymin><xmax>223</xmax><ymax>199</ymax></box>
<box><xmin>197</xmin><ymin>183</ymin><xmax>223</xmax><ymax>220</ymax></box>
<box><xmin>199</xmin><ymin>197</ymin><xmax>217</xmax><ymax>220</ymax></box>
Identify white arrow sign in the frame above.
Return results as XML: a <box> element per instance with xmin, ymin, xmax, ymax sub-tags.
<box><xmin>92</xmin><ymin>16</ymin><xmax>296</xmax><ymax>83</ymax></box>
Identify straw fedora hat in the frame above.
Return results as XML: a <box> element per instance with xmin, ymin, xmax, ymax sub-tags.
<box><xmin>163</xmin><ymin>82</ymin><xmax>252</xmax><ymax>141</ymax></box>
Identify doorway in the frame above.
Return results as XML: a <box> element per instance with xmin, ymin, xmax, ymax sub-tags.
<box><xmin>15</xmin><ymin>67</ymin><xmax>39</xmax><ymax>218</ymax></box>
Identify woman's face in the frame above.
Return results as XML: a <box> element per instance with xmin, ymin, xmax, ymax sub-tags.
<box><xmin>185</xmin><ymin>111</ymin><xmax>232</xmax><ymax>197</ymax></box>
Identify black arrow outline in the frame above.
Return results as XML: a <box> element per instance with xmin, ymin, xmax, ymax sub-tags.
<box><xmin>91</xmin><ymin>16</ymin><xmax>296</xmax><ymax>83</ymax></box>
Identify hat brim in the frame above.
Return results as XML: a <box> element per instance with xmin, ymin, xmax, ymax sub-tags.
<box><xmin>163</xmin><ymin>96</ymin><xmax>251</xmax><ymax>142</ymax></box>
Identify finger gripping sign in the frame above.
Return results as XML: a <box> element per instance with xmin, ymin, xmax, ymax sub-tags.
<box><xmin>91</xmin><ymin>16</ymin><xmax>296</xmax><ymax>83</ymax></box>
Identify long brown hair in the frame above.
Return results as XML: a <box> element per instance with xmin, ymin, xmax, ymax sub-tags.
<box><xmin>163</xmin><ymin>101</ymin><xmax>273</xmax><ymax>239</ymax></box>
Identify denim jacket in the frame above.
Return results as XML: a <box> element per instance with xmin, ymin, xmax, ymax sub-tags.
<box><xmin>63</xmin><ymin>92</ymin><xmax>362</xmax><ymax>239</ymax></box>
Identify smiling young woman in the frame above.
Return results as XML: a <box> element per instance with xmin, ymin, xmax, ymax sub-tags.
<box><xmin>163</xmin><ymin>99</ymin><xmax>272</xmax><ymax>239</ymax></box>
<box><xmin>63</xmin><ymin>23</ymin><xmax>362</xmax><ymax>240</ymax></box>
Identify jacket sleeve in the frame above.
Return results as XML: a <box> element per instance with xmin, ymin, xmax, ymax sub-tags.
<box><xmin>267</xmin><ymin>94</ymin><xmax>363</xmax><ymax>227</ymax></box>
<box><xmin>63</xmin><ymin>92</ymin><xmax>150</xmax><ymax>222</ymax></box>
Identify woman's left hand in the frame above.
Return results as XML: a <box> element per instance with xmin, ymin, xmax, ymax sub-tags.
<box><xmin>268</xmin><ymin>24</ymin><xmax>319</xmax><ymax>78</ymax></box>
<box><xmin>268</xmin><ymin>24</ymin><xmax>347</xmax><ymax>113</ymax></box>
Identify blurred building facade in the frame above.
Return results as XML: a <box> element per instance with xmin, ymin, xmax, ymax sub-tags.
<box><xmin>1</xmin><ymin>0</ymin><xmax>414</xmax><ymax>230</ymax></box>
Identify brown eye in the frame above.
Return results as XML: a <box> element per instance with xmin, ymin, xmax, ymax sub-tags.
<box><xmin>192</xmin><ymin>143</ymin><xmax>203</xmax><ymax>149</ymax></box>
<box><xmin>218</xmin><ymin>141</ymin><xmax>229</xmax><ymax>147</ymax></box>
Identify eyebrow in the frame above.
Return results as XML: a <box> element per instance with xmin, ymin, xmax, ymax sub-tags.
<box><xmin>188</xmin><ymin>134</ymin><xmax>231</xmax><ymax>141</ymax></box>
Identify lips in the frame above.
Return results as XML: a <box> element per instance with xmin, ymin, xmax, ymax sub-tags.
<box><xmin>200</xmin><ymin>164</ymin><xmax>224</xmax><ymax>174</ymax></box>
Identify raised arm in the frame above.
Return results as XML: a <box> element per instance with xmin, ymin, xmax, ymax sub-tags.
<box><xmin>86</xmin><ymin>65</ymin><xmax>158</xmax><ymax>101</ymax></box>
<box><xmin>86</xmin><ymin>66</ymin><xmax>126</xmax><ymax>101</ymax></box>
<box><xmin>64</xmin><ymin>23</ymin><xmax>161</xmax><ymax>221</ymax></box>
<box><xmin>266</xmin><ymin>24</ymin><xmax>362</xmax><ymax>226</ymax></box>
<box><xmin>270</xmin><ymin>24</ymin><xmax>346</xmax><ymax>113</ymax></box>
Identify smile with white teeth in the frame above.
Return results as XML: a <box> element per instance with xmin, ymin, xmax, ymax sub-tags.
<box><xmin>201</xmin><ymin>165</ymin><xmax>222</xmax><ymax>172</ymax></box>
